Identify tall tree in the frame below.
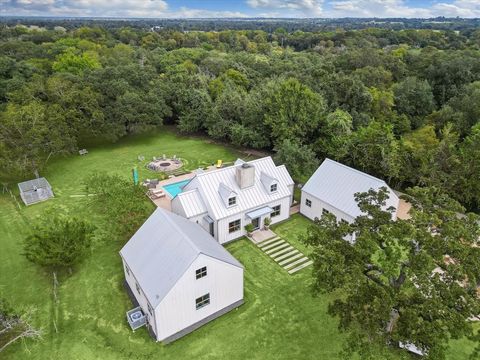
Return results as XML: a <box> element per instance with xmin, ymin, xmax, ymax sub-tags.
<box><xmin>0</xmin><ymin>102</ymin><xmax>74</xmax><ymax>177</ymax></box>
<box><xmin>393</xmin><ymin>76</ymin><xmax>435</xmax><ymax>129</ymax></box>
<box><xmin>316</xmin><ymin>109</ymin><xmax>353</xmax><ymax>160</ymax></box>
<box><xmin>274</xmin><ymin>139</ymin><xmax>319</xmax><ymax>181</ymax></box>
<box><xmin>263</xmin><ymin>78</ymin><xmax>326</xmax><ymax>146</ymax></box>
<box><xmin>303</xmin><ymin>187</ymin><xmax>480</xmax><ymax>360</ymax></box>
<box><xmin>23</xmin><ymin>212</ymin><xmax>95</xmax><ymax>279</ymax></box>
<box><xmin>348</xmin><ymin>121</ymin><xmax>400</xmax><ymax>182</ymax></box>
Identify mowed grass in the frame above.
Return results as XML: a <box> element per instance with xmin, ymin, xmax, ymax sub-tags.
<box><xmin>0</xmin><ymin>129</ymin><xmax>477</xmax><ymax>359</ymax></box>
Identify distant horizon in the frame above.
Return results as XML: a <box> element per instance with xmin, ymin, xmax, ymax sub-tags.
<box><xmin>1</xmin><ymin>1</ymin><xmax>479</xmax><ymax>19</ymax></box>
<box><xmin>1</xmin><ymin>15</ymin><xmax>478</xmax><ymax>21</ymax></box>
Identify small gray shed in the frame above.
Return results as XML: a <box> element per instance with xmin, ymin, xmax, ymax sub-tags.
<box><xmin>18</xmin><ymin>177</ymin><xmax>54</xmax><ymax>206</ymax></box>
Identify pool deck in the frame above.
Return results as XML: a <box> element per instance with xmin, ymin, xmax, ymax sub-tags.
<box><xmin>148</xmin><ymin>165</ymin><xmax>219</xmax><ymax>211</ymax></box>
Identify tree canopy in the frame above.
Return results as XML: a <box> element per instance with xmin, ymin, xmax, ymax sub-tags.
<box><xmin>303</xmin><ymin>187</ymin><xmax>480</xmax><ymax>360</ymax></box>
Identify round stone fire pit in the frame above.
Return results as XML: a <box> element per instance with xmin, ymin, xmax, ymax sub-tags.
<box><xmin>147</xmin><ymin>158</ymin><xmax>183</xmax><ymax>172</ymax></box>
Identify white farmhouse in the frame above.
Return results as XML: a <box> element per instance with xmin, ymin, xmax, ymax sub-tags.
<box><xmin>171</xmin><ymin>157</ymin><xmax>294</xmax><ymax>244</ymax></box>
<box><xmin>119</xmin><ymin>208</ymin><xmax>244</xmax><ymax>343</ymax></box>
<box><xmin>300</xmin><ymin>158</ymin><xmax>400</xmax><ymax>225</ymax></box>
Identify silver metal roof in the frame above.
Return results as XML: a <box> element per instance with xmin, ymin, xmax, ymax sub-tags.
<box><xmin>174</xmin><ymin>189</ymin><xmax>208</xmax><ymax>218</ymax></box>
<box><xmin>182</xmin><ymin>157</ymin><xmax>294</xmax><ymax>220</ymax></box>
<box><xmin>260</xmin><ymin>171</ymin><xmax>277</xmax><ymax>192</ymax></box>
<box><xmin>17</xmin><ymin>177</ymin><xmax>54</xmax><ymax>205</ymax></box>
<box><xmin>119</xmin><ymin>208</ymin><xmax>243</xmax><ymax>308</ymax></box>
<box><xmin>18</xmin><ymin>177</ymin><xmax>51</xmax><ymax>192</ymax></box>
<box><xmin>302</xmin><ymin>159</ymin><xmax>399</xmax><ymax>219</ymax></box>
<box><xmin>246</xmin><ymin>206</ymin><xmax>273</xmax><ymax>219</ymax></box>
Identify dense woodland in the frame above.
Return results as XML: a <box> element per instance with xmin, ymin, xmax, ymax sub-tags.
<box><xmin>1</xmin><ymin>21</ymin><xmax>480</xmax><ymax>211</ymax></box>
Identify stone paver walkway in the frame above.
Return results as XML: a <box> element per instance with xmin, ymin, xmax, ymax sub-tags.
<box><xmin>289</xmin><ymin>204</ymin><xmax>300</xmax><ymax>215</ymax></box>
<box><xmin>253</xmin><ymin>231</ymin><xmax>312</xmax><ymax>275</ymax></box>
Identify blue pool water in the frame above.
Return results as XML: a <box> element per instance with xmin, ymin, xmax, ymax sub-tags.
<box><xmin>163</xmin><ymin>179</ymin><xmax>190</xmax><ymax>197</ymax></box>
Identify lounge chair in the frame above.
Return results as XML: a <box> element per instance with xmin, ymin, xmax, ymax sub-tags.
<box><xmin>216</xmin><ymin>159</ymin><xmax>223</xmax><ymax>168</ymax></box>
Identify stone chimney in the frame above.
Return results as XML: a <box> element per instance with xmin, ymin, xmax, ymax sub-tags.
<box><xmin>235</xmin><ymin>163</ymin><xmax>255</xmax><ymax>189</ymax></box>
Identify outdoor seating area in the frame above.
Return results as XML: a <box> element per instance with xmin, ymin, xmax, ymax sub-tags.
<box><xmin>142</xmin><ymin>179</ymin><xmax>166</xmax><ymax>199</ymax></box>
<box><xmin>147</xmin><ymin>155</ymin><xmax>183</xmax><ymax>172</ymax></box>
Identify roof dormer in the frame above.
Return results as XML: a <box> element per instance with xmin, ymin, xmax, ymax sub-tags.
<box><xmin>218</xmin><ymin>182</ymin><xmax>237</xmax><ymax>208</ymax></box>
<box><xmin>260</xmin><ymin>171</ymin><xmax>278</xmax><ymax>194</ymax></box>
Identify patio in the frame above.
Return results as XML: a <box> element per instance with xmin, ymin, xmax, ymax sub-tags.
<box><xmin>145</xmin><ymin>164</ymin><xmax>221</xmax><ymax>210</ymax></box>
<box><xmin>249</xmin><ymin>228</ymin><xmax>277</xmax><ymax>244</ymax></box>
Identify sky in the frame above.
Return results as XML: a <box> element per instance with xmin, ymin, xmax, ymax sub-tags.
<box><xmin>1</xmin><ymin>0</ymin><xmax>480</xmax><ymax>19</ymax></box>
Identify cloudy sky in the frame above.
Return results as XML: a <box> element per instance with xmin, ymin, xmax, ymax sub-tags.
<box><xmin>1</xmin><ymin>0</ymin><xmax>479</xmax><ymax>18</ymax></box>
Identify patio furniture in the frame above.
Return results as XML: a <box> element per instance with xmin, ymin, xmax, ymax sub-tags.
<box><xmin>148</xmin><ymin>188</ymin><xmax>165</xmax><ymax>199</ymax></box>
<box><xmin>79</xmin><ymin>149</ymin><xmax>88</xmax><ymax>155</ymax></box>
<box><xmin>216</xmin><ymin>159</ymin><xmax>223</xmax><ymax>168</ymax></box>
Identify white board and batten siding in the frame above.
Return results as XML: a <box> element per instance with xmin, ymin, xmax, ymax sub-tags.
<box><xmin>300</xmin><ymin>158</ymin><xmax>400</xmax><ymax>225</ymax></box>
<box><xmin>300</xmin><ymin>191</ymin><xmax>354</xmax><ymax>224</ymax></box>
<box><xmin>121</xmin><ymin>257</ymin><xmax>158</xmax><ymax>336</ymax></box>
<box><xmin>217</xmin><ymin>197</ymin><xmax>291</xmax><ymax>244</ymax></box>
<box><xmin>155</xmin><ymin>254</ymin><xmax>243</xmax><ymax>342</ymax></box>
<box><xmin>119</xmin><ymin>208</ymin><xmax>244</xmax><ymax>343</ymax></box>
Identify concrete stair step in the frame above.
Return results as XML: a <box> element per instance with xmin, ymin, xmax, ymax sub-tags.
<box><xmin>278</xmin><ymin>253</ymin><xmax>304</xmax><ymax>266</ymax></box>
<box><xmin>284</xmin><ymin>257</ymin><xmax>310</xmax><ymax>270</ymax></box>
<box><xmin>288</xmin><ymin>260</ymin><xmax>314</xmax><ymax>274</ymax></box>
<box><xmin>265</xmin><ymin>243</ymin><xmax>290</xmax><ymax>255</ymax></box>
<box><xmin>261</xmin><ymin>239</ymin><xmax>285</xmax><ymax>251</ymax></box>
<box><xmin>258</xmin><ymin>236</ymin><xmax>281</xmax><ymax>248</ymax></box>
<box><xmin>274</xmin><ymin>250</ymin><xmax>300</xmax><ymax>262</ymax></box>
<box><xmin>269</xmin><ymin>246</ymin><xmax>294</xmax><ymax>258</ymax></box>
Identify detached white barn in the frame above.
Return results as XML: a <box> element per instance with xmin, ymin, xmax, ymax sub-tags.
<box><xmin>119</xmin><ymin>208</ymin><xmax>244</xmax><ymax>343</ymax></box>
<box><xmin>300</xmin><ymin>159</ymin><xmax>400</xmax><ymax>225</ymax></box>
<box><xmin>171</xmin><ymin>157</ymin><xmax>294</xmax><ymax>244</ymax></box>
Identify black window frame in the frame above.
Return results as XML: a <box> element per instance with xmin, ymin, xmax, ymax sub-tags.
<box><xmin>196</xmin><ymin>266</ymin><xmax>207</xmax><ymax>280</ymax></box>
<box><xmin>125</xmin><ymin>264</ymin><xmax>130</xmax><ymax>276</ymax></box>
<box><xmin>195</xmin><ymin>293</ymin><xmax>210</xmax><ymax>310</ymax></box>
<box><xmin>228</xmin><ymin>219</ymin><xmax>241</xmax><ymax>233</ymax></box>
<box><xmin>270</xmin><ymin>183</ymin><xmax>278</xmax><ymax>192</ymax></box>
<box><xmin>322</xmin><ymin>208</ymin><xmax>330</xmax><ymax>216</ymax></box>
<box><xmin>135</xmin><ymin>282</ymin><xmax>141</xmax><ymax>295</ymax></box>
<box><xmin>271</xmin><ymin>205</ymin><xmax>281</xmax><ymax>218</ymax></box>
<box><xmin>228</xmin><ymin>196</ymin><xmax>236</xmax><ymax>206</ymax></box>
<box><xmin>305</xmin><ymin>198</ymin><xmax>312</xmax><ymax>207</ymax></box>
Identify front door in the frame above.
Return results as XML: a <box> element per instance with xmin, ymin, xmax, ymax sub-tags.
<box><xmin>251</xmin><ymin>217</ymin><xmax>260</xmax><ymax>230</ymax></box>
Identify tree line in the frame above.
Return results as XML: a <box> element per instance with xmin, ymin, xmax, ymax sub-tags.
<box><xmin>0</xmin><ymin>24</ymin><xmax>479</xmax><ymax>210</ymax></box>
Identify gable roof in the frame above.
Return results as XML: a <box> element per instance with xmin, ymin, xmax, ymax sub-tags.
<box><xmin>119</xmin><ymin>208</ymin><xmax>242</xmax><ymax>308</ymax></box>
<box><xmin>174</xmin><ymin>189</ymin><xmax>207</xmax><ymax>218</ymax></box>
<box><xmin>302</xmin><ymin>158</ymin><xmax>399</xmax><ymax>219</ymax></box>
<box><xmin>260</xmin><ymin>171</ymin><xmax>278</xmax><ymax>191</ymax></box>
<box><xmin>182</xmin><ymin>157</ymin><xmax>294</xmax><ymax>220</ymax></box>
<box><xmin>218</xmin><ymin>182</ymin><xmax>237</xmax><ymax>206</ymax></box>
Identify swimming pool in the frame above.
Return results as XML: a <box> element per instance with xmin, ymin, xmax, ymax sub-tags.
<box><xmin>162</xmin><ymin>179</ymin><xmax>191</xmax><ymax>198</ymax></box>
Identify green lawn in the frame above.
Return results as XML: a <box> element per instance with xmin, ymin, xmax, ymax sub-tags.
<box><xmin>0</xmin><ymin>129</ymin><xmax>477</xmax><ymax>359</ymax></box>
<box><xmin>271</xmin><ymin>213</ymin><xmax>313</xmax><ymax>256</ymax></box>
